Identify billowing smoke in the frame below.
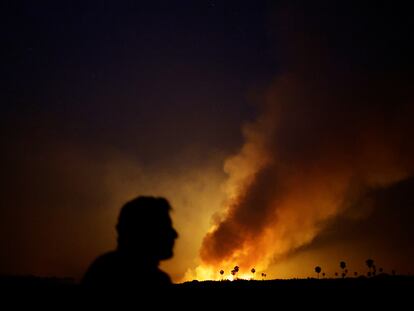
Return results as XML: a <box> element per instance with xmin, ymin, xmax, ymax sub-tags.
<box><xmin>188</xmin><ymin>4</ymin><xmax>414</xmax><ymax>279</ymax></box>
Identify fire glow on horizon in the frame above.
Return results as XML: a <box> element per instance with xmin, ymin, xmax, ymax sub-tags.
<box><xmin>183</xmin><ymin>33</ymin><xmax>414</xmax><ymax>282</ymax></box>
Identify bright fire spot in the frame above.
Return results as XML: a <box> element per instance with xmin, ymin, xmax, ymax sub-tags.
<box><xmin>183</xmin><ymin>265</ymin><xmax>263</xmax><ymax>282</ymax></box>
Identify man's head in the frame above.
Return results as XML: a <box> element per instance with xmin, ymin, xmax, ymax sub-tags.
<box><xmin>116</xmin><ymin>196</ymin><xmax>178</xmax><ymax>261</ymax></box>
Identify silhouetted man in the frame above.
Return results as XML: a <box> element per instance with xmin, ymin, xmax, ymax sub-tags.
<box><xmin>82</xmin><ymin>196</ymin><xmax>178</xmax><ymax>291</ymax></box>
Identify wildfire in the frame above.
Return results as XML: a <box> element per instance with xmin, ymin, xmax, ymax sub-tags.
<box><xmin>183</xmin><ymin>264</ymin><xmax>264</xmax><ymax>282</ymax></box>
<box><xmin>180</xmin><ymin>9</ymin><xmax>414</xmax><ymax>284</ymax></box>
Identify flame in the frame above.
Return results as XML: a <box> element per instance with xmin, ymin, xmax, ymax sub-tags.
<box><xmin>182</xmin><ymin>73</ymin><xmax>413</xmax><ymax>283</ymax></box>
<box><xmin>183</xmin><ymin>264</ymin><xmax>261</xmax><ymax>282</ymax></box>
<box><xmin>181</xmin><ymin>5</ymin><xmax>414</xmax><ymax>283</ymax></box>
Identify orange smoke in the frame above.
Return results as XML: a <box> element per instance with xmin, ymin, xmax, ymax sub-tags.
<box><xmin>185</xmin><ymin>80</ymin><xmax>413</xmax><ymax>280</ymax></box>
<box><xmin>184</xmin><ymin>10</ymin><xmax>414</xmax><ymax>281</ymax></box>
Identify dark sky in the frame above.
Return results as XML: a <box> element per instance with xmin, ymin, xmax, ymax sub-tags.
<box><xmin>3</xmin><ymin>1</ymin><xmax>275</xmax><ymax>159</ymax></box>
<box><xmin>1</xmin><ymin>1</ymin><xmax>413</xmax><ymax>281</ymax></box>
<box><xmin>1</xmin><ymin>0</ymin><xmax>276</xmax><ymax>280</ymax></box>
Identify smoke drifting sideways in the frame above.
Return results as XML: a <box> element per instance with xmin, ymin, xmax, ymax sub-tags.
<box><xmin>194</xmin><ymin>6</ymin><xmax>414</xmax><ymax>278</ymax></box>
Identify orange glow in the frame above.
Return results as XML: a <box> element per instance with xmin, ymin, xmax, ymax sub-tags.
<box><xmin>182</xmin><ymin>68</ymin><xmax>414</xmax><ymax>282</ymax></box>
<box><xmin>183</xmin><ymin>264</ymin><xmax>263</xmax><ymax>282</ymax></box>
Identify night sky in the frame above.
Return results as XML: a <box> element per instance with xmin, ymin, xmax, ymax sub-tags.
<box><xmin>1</xmin><ymin>1</ymin><xmax>413</xmax><ymax>282</ymax></box>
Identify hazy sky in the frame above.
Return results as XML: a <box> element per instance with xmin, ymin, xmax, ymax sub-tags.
<box><xmin>1</xmin><ymin>1</ymin><xmax>413</xmax><ymax>282</ymax></box>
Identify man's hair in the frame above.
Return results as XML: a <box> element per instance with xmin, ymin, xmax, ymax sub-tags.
<box><xmin>116</xmin><ymin>196</ymin><xmax>172</xmax><ymax>238</ymax></box>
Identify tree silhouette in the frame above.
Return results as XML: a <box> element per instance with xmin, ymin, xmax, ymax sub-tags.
<box><xmin>219</xmin><ymin>270</ymin><xmax>224</xmax><ymax>280</ymax></box>
<box><xmin>261</xmin><ymin>273</ymin><xmax>267</xmax><ymax>280</ymax></box>
<box><xmin>335</xmin><ymin>272</ymin><xmax>338</xmax><ymax>277</ymax></box>
<box><xmin>354</xmin><ymin>271</ymin><xmax>358</xmax><ymax>277</ymax></box>
<box><xmin>366</xmin><ymin>259</ymin><xmax>374</xmax><ymax>277</ymax></box>
<box><xmin>322</xmin><ymin>272</ymin><xmax>325</xmax><ymax>278</ymax></box>
<box><xmin>372</xmin><ymin>265</ymin><xmax>376</xmax><ymax>276</ymax></box>
<box><xmin>315</xmin><ymin>266</ymin><xmax>322</xmax><ymax>279</ymax></box>
<box><xmin>231</xmin><ymin>270</ymin><xmax>236</xmax><ymax>280</ymax></box>
<box><xmin>251</xmin><ymin>268</ymin><xmax>256</xmax><ymax>280</ymax></box>
<box><xmin>232</xmin><ymin>266</ymin><xmax>239</xmax><ymax>280</ymax></box>
<box><xmin>340</xmin><ymin>261</ymin><xmax>347</xmax><ymax>278</ymax></box>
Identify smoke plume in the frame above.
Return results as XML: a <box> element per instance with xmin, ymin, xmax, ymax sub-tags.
<box><xmin>190</xmin><ymin>4</ymin><xmax>414</xmax><ymax>279</ymax></box>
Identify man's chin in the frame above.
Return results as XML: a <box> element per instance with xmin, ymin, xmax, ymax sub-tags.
<box><xmin>159</xmin><ymin>250</ymin><xmax>174</xmax><ymax>260</ymax></box>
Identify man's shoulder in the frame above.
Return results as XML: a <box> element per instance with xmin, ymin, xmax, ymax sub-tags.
<box><xmin>81</xmin><ymin>251</ymin><xmax>120</xmax><ymax>285</ymax></box>
<box><xmin>85</xmin><ymin>251</ymin><xmax>121</xmax><ymax>271</ymax></box>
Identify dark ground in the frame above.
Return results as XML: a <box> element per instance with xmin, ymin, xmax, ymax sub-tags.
<box><xmin>1</xmin><ymin>274</ymin><xmax>412</xmax><ymax>307</ymax></box>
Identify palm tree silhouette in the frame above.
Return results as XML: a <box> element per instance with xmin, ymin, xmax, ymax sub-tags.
<box><xmin>366</xmin><ymin>259</ymin><xmax>374</xmax><ymax>277</ymax></box>
<box><xmin>231</xmin><ymin>270</ymin><xmax>236</xmax><ymax>280</ymax></box>
<box><xmin>219</xmin><ymin>270</ymin><xmax>224</xmax><ymax>280</ymax></box>
<box><xmin>340</xmin><ymin>261</ymin><xmax>346</xmax><ymax>278</ymax></box>
<box><xmin>233</xmin><ymin>266</ymin><xmax>239</xmax><ymax>280</ymax></box>
<box><xmin>251</xmin><ymin>268</ymin><xmax>256</xmax><ymax>280</ymax></box>
<box><xmin>315</xmin><ymin>266</ymin><xmax>322</xmax><ymax>279</ymax></box>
